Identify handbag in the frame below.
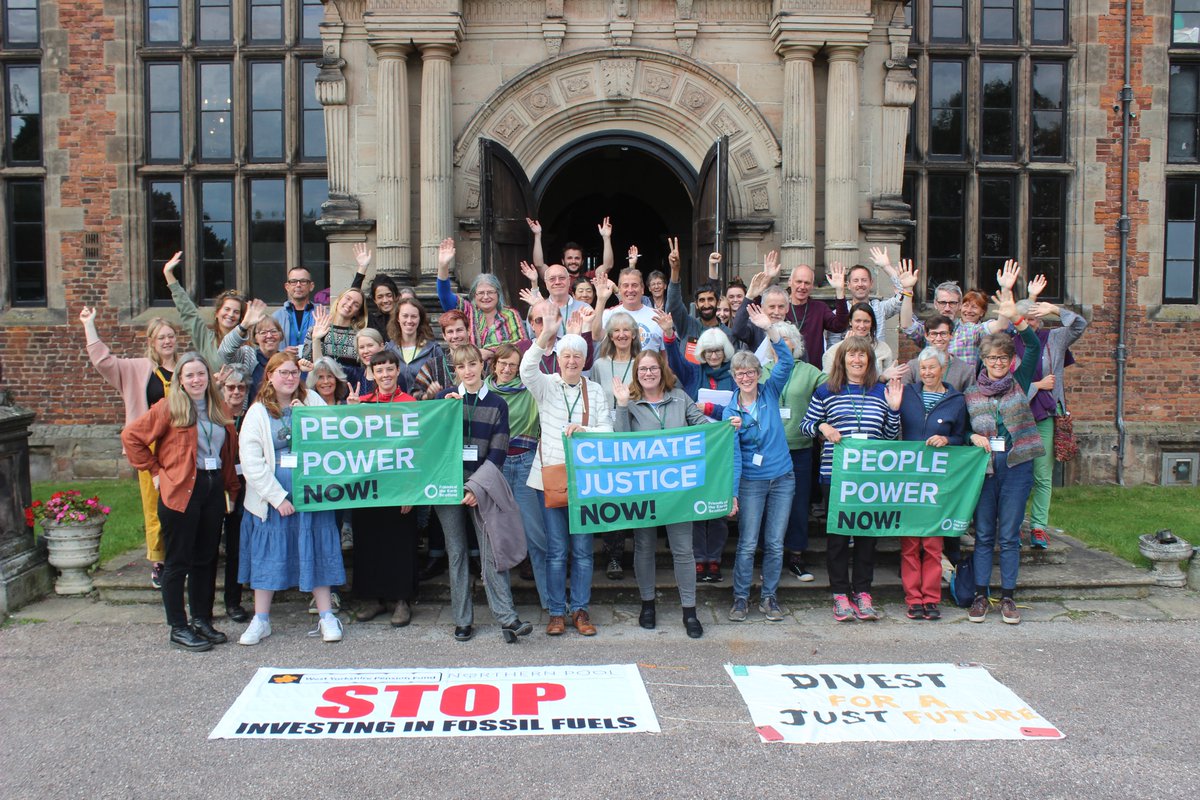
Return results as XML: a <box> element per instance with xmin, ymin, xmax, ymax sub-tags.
<box><xmin>541</xmin><ymin>377</ymin><xmax>589</xmax><ymax>509</ymax></box>
<box><xmin>1053</xmin><ymin>409</ymin><xmax>1079</xmax><ymax>463</ymax></box>
<box><xmin>951</xmin><ymin>553</ymin><xmax>978</xmax><ymax>609</ymax></box>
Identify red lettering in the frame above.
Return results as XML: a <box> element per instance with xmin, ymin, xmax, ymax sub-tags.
<box><xmin>439</xmin><ymin>684</ymin><xmax>500</xmax><ymax>717</ymax></box>
<box><xmin>511</xmin><ymin>682</ymin><xmax>567</xmax><ymax>715</ymax></box>
<box><xmin>315</xmin><ymin>685</ymin><xmax>377</xmax><ymax>719</ymax></box>
<box><xmin>383</xmin><ymin>684</ymin><xmax>439</xmax><ymax>718</ymax></box>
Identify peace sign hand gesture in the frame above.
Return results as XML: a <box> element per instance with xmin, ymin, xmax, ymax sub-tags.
<box><xmin>347</xmin><ymin>382</ymin><xmax>362</xmax><ymax>404</ymax></box>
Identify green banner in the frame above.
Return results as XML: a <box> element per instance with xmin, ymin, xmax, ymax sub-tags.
<box><xmin>828</xmin><ymin>440</ymin><xmax>989</xmax><ymax>537</ymax></box>
<box><xmin>291</xmin><ymin>401</ymin><xmax>463</xmax><ymax>511</ymax></box>
<box><xmin>565</xmin><ymin>423</ymin><xmax>735</xmax><ymax>534</ymax></box>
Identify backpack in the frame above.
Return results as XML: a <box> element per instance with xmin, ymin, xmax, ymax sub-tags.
<box><xmin>952</xmin><ymin>554</ymin><xmax>979</xmax><ymax>608</ymax></box>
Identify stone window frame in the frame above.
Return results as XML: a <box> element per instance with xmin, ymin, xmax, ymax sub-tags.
<box><xmin>137</xmin><ymin>0</ymin><xmax>327</xmax><ymax>307</ymax></box>
<box><xmin>1164</xmin><ymin>178</ymin><xmax>1200</xmax><ymax>305</ymax></box>
<box><xmin>0</xmin><ymin>0</ymin><xmax>42</xmax><ymax>308</ymax></box>
<box><xmin>902</xmin><ymin>0</ymin><xmax>1073</xmax><ymax>303</ymax></box>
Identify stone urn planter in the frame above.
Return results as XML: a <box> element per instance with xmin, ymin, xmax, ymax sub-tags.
<box><xmin>1137</xmin><ymin>530</ymin><xmax>1193</xmax><ymax>589</ymax></box>
<box><xmin>41</xmin><ymin>519</ymin><xmax>105</xmax><ymax>595</ymax></box>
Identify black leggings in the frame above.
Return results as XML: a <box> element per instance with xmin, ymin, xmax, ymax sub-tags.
<box><xmin>157</xmin><ymin>471</ymin><xmax>225</xmax><ymax>628</ymax></box>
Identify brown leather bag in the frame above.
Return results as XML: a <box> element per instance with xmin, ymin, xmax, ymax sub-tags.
<box><xmin>541</xmin><ymin>378</ymin><xmax>589</xmax><ymax>508</ymax></box>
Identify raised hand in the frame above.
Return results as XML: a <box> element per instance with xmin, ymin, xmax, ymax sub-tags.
<box><xmin>78</xmin><ymin>306</ymin><xmax>97</xmax><ymax>326</ymax></box>
<box><xmin>518</xmin><ymin>286</ymin><xmax>542</xmax><ymax>308</ymax></box>
<box><xmin>763</xmin><ymin>250</ymin><xmax>781</xmax><ymax>282</ymax></box>
<box><xmin>626</xmin><ymin>244</ymin><xmax>640</xmax><ymax>267</ymax></box>
<box><xmin>353</xmin><ymin>242</ymin><xmax>372</xmax><ymax>271</ymax></box>
<box><xmin>574</xmin><ymin>305</ymin><xmax>595</xmax><ymax>333</ymax></box>
<box><xmin>884</xmin><ymin>377</ymin><xmax>903</xmax><ymax>411</ymax></box>
<box><xmin>827</xmin><ymin>261</ymin><xmax>847</xmax><ymax>293</ymax></box>
<box><xmin>667</xmin><ymin>236</ymin><xmax>680</xmax><ymax>269</ymax></box>
<box><xmin>996</xmin><ymin>258</ymin><xmax>1021</xmax><ymax>291</ymax></box>
<box><xmin>897</xmin><ymin>258</ymin><xmax>920</xmax><ymax>291</ymax></box>
<box><xmin>213</xmin><ymin>364</ymin><xmax>232</xmax><ymax>386</ymax></box>
<box><xmin>868</xmin><ymin>246</ymin><xmax>891</xmax><ymax>270</ymax></box>
<box><xmin>611</xmin><ymin>376</ymin><xmax>631</xmax><ymax>407</ymax></box>
<box><xmin>520</xmin><ymin>260</ymin><xmax>539</xmax><ymax>285</ymax></box>
<box><xmin>1029</xmin><ymin>301</ymin><xmax>1058</xmax><ymax>319</ymax></box>
<box><xmin>597</xmin><ymin>216</ymin><xmax>612</xmax><ymax>239</ymax></box>
<box><xmin>540</xmin><ymin>305</ymin><xmax>562</xmax><ymax>344</ymax></box>
<box><xmin>297</xmin><ymin>358</ymin><xmax>315</xmax><ymax>372</ymax></box>
<box><xmin>991</xmin><ymin>287</ymin><xmax>1018</xmax><ymax>321</ymax></box>
<box><xmin>652</xmin><ymin>308</ymin><xmax>674</xmax><ymax>337</ymax></box>
<box><xmin>880</xmin><ymin>363</ymin><xmax>906</xmax><ymax>382</ymax></box>
<box><xmin>565</xmin><ymin>309</ymin><xmax>584</xmax><ymax>335</ymax></box>
<box><xmin>526</xmin><ymin>218</ymin><xmax>542</xmax><ymax>235</ymax></box>
<box><xmin>241</xmin><ymin>298</ymin><xmax>268</xmax><ymax>329</ymax></box>
<box><xmin>162</xmin><ymin>251</ymin><xmax>183</xmax><ymax>284</ymax></box>
<box><xmin>312</xmin><ymin>305</ymin><xmax>332</xmax><ymax>338</ymax></box>
<box><xmin>595</xmin><ymin>277</ymin><xmax>616</xmax><ymax>303</ymax></box>
<box><xmin>745</xmin><ymin>303</ymin><xmax>772</xmax><ymax>331</ymax></box>
<box><xmin>437</xmin><ymin>237</ymin><xmax>455</xmax><ymax>271</ymax></box>
<box><xmin>347</xmin><ymin>382</ymin><xmax>362</xmax><ymax>404</ymax></box>
<box><xmin>746</xmin><ymin>271</ymin><xmax>772</xmax><ymax>299</ymax></box>
<box><xmin>1027</xmin><ymin>273</ymin><xmax>1047</xmax><ymax>301</ymax></box>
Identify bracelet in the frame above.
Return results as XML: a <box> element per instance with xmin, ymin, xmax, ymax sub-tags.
<box><xmin>900</xmin><ymin>291</ymin><xmax>913</xmax><ymax>297</ymax></box>
<box><xmin>1014</xmin><ymin>316</ymin><xmax>1025</xmax><ymax>327</ymax></box>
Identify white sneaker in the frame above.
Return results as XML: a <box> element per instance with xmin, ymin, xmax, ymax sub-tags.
<box><xmin>319</xmin><ymin>615</ymin><xmax>343</xmax><ymax>643</ymax></box>
<box><xmin>238</xmin><ymin>617</ymin><xmax>271</xmax><ymax>645</ymax></box>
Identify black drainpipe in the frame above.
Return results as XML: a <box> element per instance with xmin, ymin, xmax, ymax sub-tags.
<box><xmin>1114</xmin><ymin>0</ymin><xmax>1133</xmax><ymax>485</ymax></box>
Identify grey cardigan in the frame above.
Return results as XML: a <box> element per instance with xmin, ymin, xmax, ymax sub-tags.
<box><xmin>1028</xmin><ymin>307</ymin><xmax>1088</xmax><ymax>413</ymax></box>
<box><xmin>465</xmin><ymin>460</ymin><xmax>528</xmax><ymax>572</ymax></box>
<box><xmin>902</xmin><ymin>352</ymin><xmax>976</xmax><ymax>393</ymax></box>
<box><xmin>613</xmin><ymin>387</ymin><xmax>711</xmax><ymax>432</ymax></box>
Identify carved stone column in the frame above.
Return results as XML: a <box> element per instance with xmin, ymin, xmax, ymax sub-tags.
<box><xmin>824</xmin><ymin>45</ymin><xmax>863</xmax><ymax>269</ymax></box>
<box><xmin>779</xmin><ymin>44</ymin><xmax>818</xmax><ymax>269</ymax></box>
<box><xmin>374</xmin><ymin>43</ymin><xmax>411</xmax><ymax>274</ymax></box>
<box><xmin>871</xmin><ymin>13</ymin><xmax>918</xmax><ymax>233</ymax></box>
<box><xmin>315</xmin><ymin>55</ymin><xmax>356</xmax><ymax>219</ymax></box>
<box><xmin>419</xmin><ymin>43</ymin><xmax>456</xmax><ymax>277</ymax></box>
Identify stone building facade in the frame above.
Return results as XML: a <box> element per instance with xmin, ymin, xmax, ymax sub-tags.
<box><xmin>0</xmin><ymin>0</ymin><xmax>1197</xmax><ymax>487</ymax></box>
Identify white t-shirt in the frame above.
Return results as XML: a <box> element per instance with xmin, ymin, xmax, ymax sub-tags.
<box><xmin>602</xmin><ymin>303</ymin><xmax>664</xmax><ymax>352</ymax></box>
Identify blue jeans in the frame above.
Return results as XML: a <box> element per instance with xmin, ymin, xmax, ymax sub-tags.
<box><xmin>503</xmin><ymin>449</ymin><xmax>548</xmax><ymax>610</ymax></box>
<box><xmin>537</xmin><ymin>492</ymin><xmax>594</xmax><ymax>615</ymax></box>
<box><xmin>784</xmin><ymin>447</ymin><xmax>814</xmax><ymax>553</ymax></box>
<box><xmin>973</xmin><ymin>452</ymin><xmax>1034</xmax><ymax>592</ymax></box>
<box><xmin>733</xmin><ymin>472</ymin><xmax>795</xmax><ymax>601</ymax></box>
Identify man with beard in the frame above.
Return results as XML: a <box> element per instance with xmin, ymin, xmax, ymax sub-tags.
<box><xmin>527</xmin><ymin>216</ymin><xmax>614</xmax><ymax>281</ymax></box>
<box><xmin>733</xmin><ymin>252</ymin><xmax>848</xmax><ymax>367</ymax></box>
<box><xmin>663</xmin><ymin>236</ymin><xmax>732</xmax><ymax>346</ymax></box>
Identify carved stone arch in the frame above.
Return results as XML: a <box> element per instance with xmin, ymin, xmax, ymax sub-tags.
<box><xmin>453</xmin><ymin>46</ymin><xmax>782</xmax><ymax>222</ymax></box>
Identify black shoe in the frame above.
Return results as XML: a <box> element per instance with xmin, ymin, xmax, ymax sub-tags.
<box><xmin>419</xmin><ymin>555</ymin><xmax>447</xmax><ymax>581</ymax></box>
<box><xmin>639</xmin><ymin>601</ymin><xmax>656</xmax><ymax>630</ymax></box>
<box><xmin>501</xmin><ymin>619</ymin><xmax>533</xmax><ymax>643</ymax></box>
<box><xmin>924</xmin><ymin>603</ymin><xmax>942</xmax><ymax>621</ymax></box>
<box><xmin>191</xmin><ymin>618</ymin><xmax>228</xmax><ymax>644</ymax></box>
<box><xmin>150</xmin><ymin>562</ymin><xmax>164</xmax><ymax>590</ymax></box>
<box><xmin>606</xmin><ymin>558</ymin><xmax>623</xmax><ymax>580</ymax></box>
<box><xmin>454</xmin><ymin>625</ymin><xmax>475</xmax><ymax>642</ymax></box>
<box><xmin>683</xmin><ymin>613</ymin><xmax>704</xmax><ymax>639</ymax></box>
<box><xmin>787</xmin><ymin>560</ymin><xmax>814</xmax><ymax>582</ymax></box>
<box><xmin>169</xmin><ymin>626</ymin><xmax>213</xmax><ymax>652</ymax></box>
<box><xmin>226</xmin><ymin>605</ymin><xmax>250</xmax><ymax>624</ymax></box>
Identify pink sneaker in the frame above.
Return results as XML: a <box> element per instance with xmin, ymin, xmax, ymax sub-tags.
<box><xmin>852</xmin><ymin>592</ymin><xmax>880</xmax><ymax>621</ymax></box>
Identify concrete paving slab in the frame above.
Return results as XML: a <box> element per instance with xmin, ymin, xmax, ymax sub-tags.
<box><xmin>1062</xmin><ymin>599</ymin><xmax>1170</xmax><ymax>621</ymax></box>
<box><xmin>1144</xmin><ymin>589</ymin><xmax>1200</xmax><ymax>620</ymax></box>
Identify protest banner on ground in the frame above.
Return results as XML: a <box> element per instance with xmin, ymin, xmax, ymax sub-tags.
<box><xmin>209</xmin><ymin>665</ymin><xmax>660</xmax><ymax>739</ymax></box>
<box><xmin>291</xmin><ymin>401</ymin><xmax>463</xmax><ymax>511</ymax></box>
<box><xmin>564</xmin><ymin>423</ymin><xmax>734</xmax><ymax>534</ymax></box>
<box><xmin>828</xmin><ymin>440</ymin><xmax>989</xmax><ymax>537</ymax></box>
<box><xmin>726</xmin><ymin>663</ymin><xmax>1064</xmax><ymax>744</ymax></box>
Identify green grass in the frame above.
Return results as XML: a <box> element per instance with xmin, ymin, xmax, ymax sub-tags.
<box><xmin>1049</xmin><ymin>485</ymin><xmax>1200</xmax><ymax>569</ymax></box>
<box><xmin>32</xmin><ymin>478</ymin><xmax>145</xmax><ymax>566</ymax></box>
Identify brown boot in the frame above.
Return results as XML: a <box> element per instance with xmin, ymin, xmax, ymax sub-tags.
<box><xmin>572</xmin><ymin>609</ymin><xmax>597</xmax><ymax>636</ymax></box>
<box><xmin>390</xmin><ymin>599</ymin><xmax>412</xmax><ymax>628</ymax></box>
<box><xmin>545</xmin><ymin>615</ymin><xmax>566</xmax><ymax>636</ymax></box>
<box><xmin>355</xmin><ymin>599</ymin><xmax>387</xmax><ymax>622</ymax></box>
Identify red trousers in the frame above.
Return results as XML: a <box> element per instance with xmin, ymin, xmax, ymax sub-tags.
<box><xmin>900</xmin><ymin>536</ymin><xmax>943</xmax><ymax>605</ymax></box>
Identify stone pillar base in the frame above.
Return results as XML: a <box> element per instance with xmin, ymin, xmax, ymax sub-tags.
<box><xmin>0</xmin><ymin>539</ymin><xmax>51</xmax><ymax>615</ymax></box>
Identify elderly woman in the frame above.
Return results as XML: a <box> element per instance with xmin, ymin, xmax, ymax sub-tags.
<box><xmin>959</xmin><ymin>289</ymin><xmax>989</xmax><ymax>325</ymax></box>
<box><xmin>520</xmin><ymin>305</ymin><xmax>612</xmax><ymax>637</ymax></box>
<box><xmin>218</xmin><ymin>368</ymin><xmax>251</xmax><ymax>624</ymax></box>
<box><xmin>822</xmin><ymin>302</ymin><xmax>894</xmax><ymax>374</ymax></box>
<box><xmin>722</xmin><ymin>304</ymin><xmax>795</xmax><ymax>624</ymax></box>
<box><xmin>218</xmin><ymin>299</ymin><xmax>284</xmax><ymax>401</ymax></box>
<box><xmin>82</xmin><ymin>306</ymin><xmax>180</xmax><ymax>588</ymax></box>
<box><xmin>663</xmin><ymin>317</ymin><xmax>736</xmax><ymax>582</ymax></box>
<box><xmin>122</xmin><ymin>352</ymin><xmax>240</xmax><ymax>652</ymax></box>
<box><xmin>965</xmin><ymin>290</ymin><xmax>1043</xmax><ymax>625</ymax></box>
<box><xmin>163</xmin><ymin>250</ymin><xmax>245</xmax><ymax>370</ymax></box>
<box><xmin>647</xmin><ymin>269</ymin><xmax>668</xmax><ymax>311</ymax></box>
<box><xmin>236</xmin><ymin>353</ymin><xmax>344</xmax><ymax>646</ymax></box>
<box><xmin>898</xmin><ymin>346</ymin><xmax>969</xmax><ymax>620</ymax></box>
<box><xmin>437</xmin><ymin>237</ymin><xmax>528</xmax><ymax>355</ymax></box>
<box><xmin>302</xmin><ymin>287</ymin><xmax>368</xmax><ymax>369</ymax></box>
<box><xmin>307</xmin><ymin>357</ymin><xmax>350</xmax><ymax>406</ymax></box>
<box><xmin>801</xmin><ymin>336</ymin><xmax>903</xmax><ymax>623</ymax></box>
<box><xmin>612</xmin><ymin>348</ymin><xmax>710</xmax><ymax>638</ymax></box>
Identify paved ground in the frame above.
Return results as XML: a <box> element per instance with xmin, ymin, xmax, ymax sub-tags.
<box><xmin>3</xmin><ymin>590</ymin><xmax>1200</xmax><ymax>799</ymax></box>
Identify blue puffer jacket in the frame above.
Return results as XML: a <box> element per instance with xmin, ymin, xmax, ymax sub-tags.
<box><xmin>898</xmin><ymin>383</ymin><xmax>968</xmax><ymax>445</ymax></box>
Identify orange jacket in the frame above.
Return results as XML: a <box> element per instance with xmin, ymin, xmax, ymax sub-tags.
<box><xmin>122</xmin><ymin>400</ymin><xmax>240</xmax><ymax>512</ymax></box>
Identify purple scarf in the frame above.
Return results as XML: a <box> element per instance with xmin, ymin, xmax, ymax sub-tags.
<box><xmin>975</xmin><ymin>369</ymin><xmax>1014</xmax><ymax>398</ymax></box>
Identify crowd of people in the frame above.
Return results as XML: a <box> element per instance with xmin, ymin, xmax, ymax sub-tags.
<box><xmin>87</xmin><ymin>219</ymin><xmax>1086</xmax><ymax>652</ymax></box>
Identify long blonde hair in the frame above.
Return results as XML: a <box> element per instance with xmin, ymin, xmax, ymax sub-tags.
<box><xmin>167</xmin><ymin>352</ymin><xmax>230</xmax><ymax>428</ymax></box>
<box><xmin>144</xmin><ymin>318</ymin><xmax>180</xmax><ymax>366</ymax></box>
<box><xmin>331</xmin><ymin>287</ymin><xmax>368</xmax><ymax>330</ymax></box>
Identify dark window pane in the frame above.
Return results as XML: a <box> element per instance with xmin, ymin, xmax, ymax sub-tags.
<box><xmin>1165</xmin><ymin>180</ymin><xmax>1199</xmax><ymax>302</ymax></box>
<box><xmin>1170</xmin><ymin>65</ymin><xmax>1200</xmax><ymax>163</ymax></box>
<box><xmin>303</xmin><ymin>0</ymin><xmax>323</xmax><ymax>40</ymax></box>
<box><xmin>1168</xmin><ymin>180</ymin><xmax>1198</xmax><ymax>219</ymax></box>
<box><xmin>1033</xmin><ymin>0</ymin><xmax>1068</xmax><ymax>43</ymax></box>
<box><xmin>981</xmin><ymin>0</ymin><xmax>1015</xmax><ymax>42</ymax></box>
<box><xmin>1029</xmin><ymin>177</ymin><xmax>1066</xmax><ymax>300</ymax></box>
<box><xmin>981</xmin><ymin>62</ymin><xmax>1015</xmax><ymax>158</ymax></box>
<box><xmin>250</xmin><ymin>179</ymin><xmax>287</xmax><ymax>302</ymax></box>
<box><xmin>930</xmin><ymin>0</ymin><xmax>964</xmax><ymax>41</ymax></box>
<box><xmin>979</xmin><ymin>176</ymin><xmax>1015</xmax><ymax>277</ymax></box>
<box><xmin>249</xmin><ymin>0</ymin><xmax>283</xmax><ymax>42</ymax></box>
<box><xmin>250</xmin><ymin>62</ymin><xmax>283</xmax><ymax>161</ymax></box>
<box><xmin>7</xmin><ymin>65</ymin><xmax>41</xmax><ymax>163</ymax></box>
<box><xmin>301</xmin><ymin>178</ymin><xmax>329</xmax><ymax>289</ymax></box>
<box><xmin>302</xmin><ymin>61</ymin><xmax>326</xmax><ymax>159</ymax></box>
<box><xmin>1032</xmin><ymin>63</ymin><xmax>1066</xmax><ymax>159</ymax></box>
<box><xmin>926</xmin><ymin>174</ymin><xmax>965</xmax><ymax>294</ymax></box>
<box><xmin>5</xmin><ymin>0</ymin><xmax>38</xmax><ymax>46</ymax></box>
<box><xmin>147</xmin><ymin>63</ymin><xmax>181</xmax><ymax>161</ymax></box>
<box><xmin>198</xmin><ymin>0</ymin><xmax>232</xmax><ymax>42</ymax></box>
<box><xmin>200</xmin><ymin>181</ymin><xmax>234</xmax><ymax>299</ymax></box>
<box><xmin>1176</xmin><ymin>0</ymin><xmax>1200</xmax><ymax>44</ymax></box>
<box><xmin>146</xmin><ymin>0</ymin><xmax>180</xmax><ymax>44</ymax></box>
<box><xmin>8</xmin><ymin>180</ymin><xmax>44</xmax><ymax>305</ymax></box>
<box><xmin>930</xmin><ymin>61</ymin><xmax>965</xmax><ymax>157</ymax></box>
<box><xmin>149</xmin><ymin>181</ymin><xmax>183</xmax><ymax>302</ymax></box>
<box><xmin>199</xmin><ymin>63</ymin><xmax>233</xmax><ymax>161</ymax></box>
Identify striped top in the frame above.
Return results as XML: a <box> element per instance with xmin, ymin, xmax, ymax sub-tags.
<box><xmin>922</xmin><ymin>390</ymin><xmax>944</xmax><ymax>411</ymax></box>
<box><xmin>800</xmin><ymin>382</ymin><xmax>900</xmax><ymax>481</ymax></box>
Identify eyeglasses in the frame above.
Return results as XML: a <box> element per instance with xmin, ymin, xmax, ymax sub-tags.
<box><xmin>286</xmin><ymin>279</ymin><xmax>313</xmax><ymax>286</ymax></box>
<box><xmin>530</xmin><ymin>317</ymin><xmax>545</xmax><ymax>325</ymax></box>
<box><xmin>734</xmin><ymin>370</ymin><xmax>759</xmax><ymax>379</ymax></box>
<box><xmin>474</xmin><ymin>289</ymin><xmax>498</xmax><ymax>298</ymax></box>
<box><xmin>982</xmin><ymin>355</ymin><xmax>1011</xmax><ymax>364</ymax></box>
<box><xmin>934</xmin><ymin>299</ymin><xmax>959</xmax><ymax>307</ymax></box>
<box><xmin>257</xmin><ymin>329</ymin><xmax>281</xmax><ymax>338</ymax></box>
<box><xmin>545</xmin><ymin>275</ymin><xmax>569</xmax><ymax>283</ymax></box>
<box><xmin>637</xmin><ymin>366</ymin><xmax>660</xmax><ymax>373</ymax></box>
<box><xmin>224</xmin><ymin>385</ymin><xmax>247</xmax><ymax>392</ymax></box>
<box><xmin>274</xmin><ymin>370</ymin><xmax>301</xmax><ymax>378</ymax></box>
<box><xmin>927</xmin><ymin>330</ymin><xmax>951</xmax><ymax>339</ymax></box>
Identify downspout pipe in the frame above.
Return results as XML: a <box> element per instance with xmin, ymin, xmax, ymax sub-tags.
<box><xmin>1115</xmin><ymin>0</ymin><xmax>1132</xmax><ymax>485</ymax></box>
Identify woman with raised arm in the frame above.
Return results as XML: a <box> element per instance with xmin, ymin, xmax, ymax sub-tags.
<box><xmin>613</xmin><ymin>348</ymin><xmax>711</xmax><ymax>638</ymax></box>
<box><xmin>722</xmin><ymin>304</ymin><xmax>795</xmax><ymax>625</ymax></box>
<box><xmin>800</xmin><ymin>336</ymin><xmax>903</xmax><ymax>623</ymax></box>
<box><xmin>162</xmin><ymin>251</ymin><xmax>246</xmax><ymax>370</ymax></box>
<box><xmin>436</xmin><ymin>238</ymin><xmax>528</xmax><ymax>357</ymax></box>
<box><xmin>218</xmin><ymin>298</ymin><xmax>285</xmax><ymax>400</ymax></box>
<box><xmin>301</xmin><ymin>288</ymin><xmax>368</xmax><ymax>369</ymax></box>
<box><xmin>520</xmin><ymin>305</ymin><xmax>612</xmax><ymax>637</ymax></box>
<box><xmin>388</xmin><ymin>296</ymin><xmax>444</xmax><ymax>397</ymax></box>
<box><xmin>81</xmin><ymin>305</ymin><xmax>180</xmax><ymax>588</ymax></box>
<box><xmin>121</xmin><ymin>352</ymin><xmax>240</xmax><ymax>652</ymax></box>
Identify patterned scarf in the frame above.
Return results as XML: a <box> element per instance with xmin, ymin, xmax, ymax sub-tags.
<box><xmin>487</xmin><ymin>375</ymin><xmax>540</xmax><ymax>450</ymax></box>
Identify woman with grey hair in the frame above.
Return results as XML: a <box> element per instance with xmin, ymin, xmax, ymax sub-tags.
<box><xmin>898</xmin><ymin>345</ymin><xmax>969</xmax><ymax>620</ymax></box>
<box><xmin>437</xmin><ymin>237</ymin><xmax>529</xmax><ymax>356</ymax></box>
<box><xmin>306</xmin><ymin>357</ymin><xmax>350</xmax><ymax>405</ymax></box>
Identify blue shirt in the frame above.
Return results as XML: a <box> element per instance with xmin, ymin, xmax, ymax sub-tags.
<box><xmin>723</xmin><ymin>338</ymin><xmax>794</xmax><ymax>485</ymax></box>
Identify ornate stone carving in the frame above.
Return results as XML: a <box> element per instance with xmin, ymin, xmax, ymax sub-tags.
<box><xmin>750</xmin><ymin>184</ymin><xmax>770</xmax><ymax>212</ymax></box>
<box><xmin>465</xmin><ymin>184</ymin><xmax>479</xmax><ymax>210</ymax></box>
<box><xmin>543</xmin><ymin>20</ymin><xmax>566</xmax><ymax>57</ymax></box>
<box><xmin>678</xmin><ymin>80</ymin><xmax>715</xmax><ymax>117</ymax></box>
<box><xmin>492</xmin><ymin>110</ymin><xmax>526</xmax><ymax>143</ymax></box>
<box><xmin>519</xmin><ymin>84</ymin><xmax>559</xmax><ymax>118</ymax></box>
<box><xmin>315</xmin><ymin>58</ymin><xmax>348</xmax><ymax>106</ymax></box>
<box><xmin>675</xmin><ymin>0</ymin><xmax>694</xmax><ymax>18</ymax></box>
<box><xmin>735</xmin><ymin>147</ymin><xmax>760</xmax><ymax>175</ymax></box>
<box><xmin>711</xmin><ymin>107</ymin><xmax>742</xmax><ymax>138</ymax></box>
<box><xmin>559</xmin><ymin>71</ymin><xmax>594</xmax><ymax>98</ymax></box>
<box><xmin>673</xmin><ymin>20</ymin><xmax>698</xmax><ymax>56</ymax></box>
<box><xmin>600</xmin><ymin>59</ymin><xmax>635</xmax><ymax>100</ymax></box>
<box><xmin>642</xmin><ymin>69</ymin><xmax>676</xmax><ymax>99</ymax></box>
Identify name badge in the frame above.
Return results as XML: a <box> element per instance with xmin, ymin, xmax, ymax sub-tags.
<box><xmin>779</xmin><ymin>407</ymin><xmax>792</xmax><ymax>420</ymax></box>
<box><xmin>279</xmin><ymin>453</ymin><xmax>299</xmax><ymax>469</ymax></box>
<box><xmin>463</xmin><ymin>445</ymin><xmax>479</xmax><ymax>462</ymax></box>
<box><xmin>234</xmin><ymin>464</ymin><xmax>243</xmax><ymax>476</ymax></box>
<box><xmin>989</xmin><ymin>437</ymin><xmax>1007</xmax><ymax>452</ymax></box>
<box><xmin>752</xmin><ymin>453</ymin><xmax>764</xmax><ymax>467</ymax></box>
<box><xmin>849</xmin><ymin>433</ymin><xmax>869</xmax><ymax>441</ymax></box>
<box><xmin>203</xmin><ymin>457</ymin><xmax>219</xmax><ymax>470</ymax></box>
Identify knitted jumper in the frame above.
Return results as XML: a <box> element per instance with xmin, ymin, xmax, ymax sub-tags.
<box><xmin>964</xmin><ymin>326</ymin><xmax>1045</xmax><ymax>467</ymax></box>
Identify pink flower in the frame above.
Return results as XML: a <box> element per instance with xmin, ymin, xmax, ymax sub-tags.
<box><xmin>101</xmin><ymin>507</ymin><xmax>111</xmax><ymax>514</ymax></box>
<box><xmin>86</xmin><ymin>498</ymin><xmax>97</xmax><ymax>506</ymax></box>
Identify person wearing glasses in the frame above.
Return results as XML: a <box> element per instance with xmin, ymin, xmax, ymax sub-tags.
<box><xmin>520</xmin><ymin>260</ymin><xmax>590</xmax><ymax>335</ymax></box>
<box><xmin>964</xmin><ymin>288</ymin><xmax>1044</xmax><ymax>626</ymax></box>
<box><xmin>219</xmin><ymin>299</ymin><xmax>285</xmax><ymax>402</ymax></box>
<box><xmin>899</xmin><ymin>315</ymin><xmax>975</xmax><ymax>392</ymax></box>
<box><xmin>236</xmin><ymin>352</ymin><xmax>345</xmax><ymax>645</ymax></box>
<box><xmin>436</xmin><ymin>238</ymin><xmax>528</xmax><ymax>358</ymax></box>
<box><xmin>516</xmin><ymin>299</ymin><xmax>596</xmax><ymax>374</ymax></box>
<box><xmin>273</xmin><ymin>267</ymin><xmax>320</xmax><ymax>356</ymax></box>
<box><xmin>898</xmin><ymin>260</ymin><xmax>1022</xmax><ymax>367</ymax></box>
<box><xmin>162</xmin><ymin>250</ymin><xmax>246</xmax><ymax>371</ymax></box>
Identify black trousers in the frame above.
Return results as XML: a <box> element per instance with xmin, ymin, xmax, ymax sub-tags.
<box><xmin>157</xmin><ymin>471</ymin><xmax>224</xmax><ymax>629</ymax></box>
<box><xmin>221</xmin><ymin>486</ymin><xmax>245</xmax><ymax>609</ymax></box>
<box><xmin>826</xmin><ymin>533</ymin><xmax>877</xmax><ymax>597</ymax></box>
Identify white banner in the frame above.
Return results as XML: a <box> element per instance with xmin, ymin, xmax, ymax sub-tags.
<box><xmin>210</xmin><ymin>664</ymin><xmax>660</xmax><ymax>740</ymax></box>
<box><xmin>726</xmin><ymin>662</ymin><xmax>1064</xmax><ymax>744</ymax></box>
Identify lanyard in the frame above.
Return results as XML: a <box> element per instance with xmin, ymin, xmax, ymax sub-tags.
<box><xmin>561</xmin><ymin>383</ymin><xmax>582</xmax><ymax>422</ymax></box>
<box><xmin>618</xmin><ymin>358</ymin><xmax>632</xmax><ymax>384</ymax></box>
<box><xmin>647</xmin><ymin>398</ymin><xmax>668</xmax><ymax>430</ymax></box>
<box><xmin>850</xmin><ymin>384</ymin><xmax>866</xmax><ymax>432</ymax></box>
<box><xmin>735</xmin><ymin>391</ymin><xmax>762</xmax><ymax>449</ymax></box>
<box><xmin>463</xmin><ymin>390</ymin><xmax>481</xmax><ymax>434</ymax></box>
<box><xmin>198</xmin><ymin>413</ymin><xmax>214</xmax><ymax>455</ymax></box>
<box><xmin>788</xmin><ymin>302</ymin><xmax>810</xmax><ymax>332</ymax></box>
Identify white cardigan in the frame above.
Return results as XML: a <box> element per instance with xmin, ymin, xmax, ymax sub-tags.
<box><xmin>520</xmin><ymin>342</ymin><xmax>612</xmax><ymax>491</ymax></box>
<box><xmin>240</xmin><ymin>394</ymin><xmax>327</xmax><ymax>520</ymax></box>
